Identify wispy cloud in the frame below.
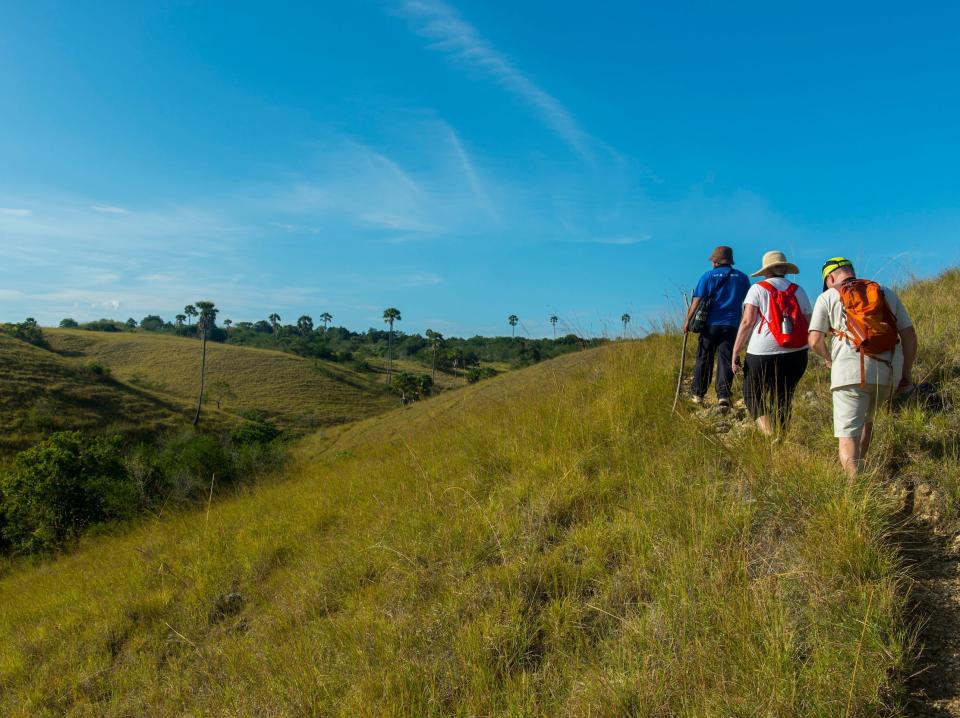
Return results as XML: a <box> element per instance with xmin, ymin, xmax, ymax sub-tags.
<box><xmin>0</xmin><ymin>207</ymin><xmax>32</xmax><ymax>216</ymax></box>
<box><xmin>443</xmin><ymin>122</ymin><xmax>495</xmax><ymax>216</ymax></box>
<box><xmin>91</xmin><ymin>204</ymin><xmax>131</xmax><ymax>215</ymax></box>
<box><xmin>587</xmin><ymin>235</ymin><xmax>652</xmax><ymax>245</ymax></box>
<box><xmin>398</xmin><ymin>270</ymin><xmax>443</xmax><ymax>288</ymax></box>
<box><xmin>269</xmin><ymin>132</ymin><xmax>497</xmax><ymax>238</ymax></box>
<box><xmin>397</xmin><ymin>0</ymin><xmax>591</xmax><ymax>160</ymax></box>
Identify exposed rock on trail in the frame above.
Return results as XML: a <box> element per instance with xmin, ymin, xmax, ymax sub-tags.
<box><xmin>902</xmin><ymin>481</ymin><xmax>960</xmax><ymax>717</ymax></box>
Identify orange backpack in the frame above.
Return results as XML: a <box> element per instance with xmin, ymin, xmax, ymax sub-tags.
<box><xmin>834</xmin><ymin>279</ymin><xmax>899</xmax><ymax>386</ymax></box>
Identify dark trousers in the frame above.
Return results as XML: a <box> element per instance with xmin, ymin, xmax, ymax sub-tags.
<box><xmin>743</xmin><ymin>350</ymin><xmax>809</xmax><ymax>429</ymax></box>
<box><xmin>691</xmin><ymin>324</ymin><xmax>737</xmax><ymax>400</ymax></box>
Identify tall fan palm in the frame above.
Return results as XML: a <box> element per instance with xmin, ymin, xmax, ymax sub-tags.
<box><xmin>621</xmin><ymin>313</ymin><xmax>631</xmax><ymax>338</ymax></box>
<box><xmin>426</xmin><ymin>329</ymin><xmax>444</xmax><ymax>383</ymax></box>
<box><xmin>192</xmin><ymin>300</ymin><xmax>218</xmax><ymax>426</ymax></box>
<box><xmin>319</xmin><ymin>312</ymin><xmax>333</xmax><ymax>331</ymax></box>
<box><xmin>449</xmin><ymin>347</ymin><xmax>465</xmax><ymax>385</ymax></box>
<box><xmin>297</xmin><ymin>315</ymin><xmax>313</xmax><ymax>335</ymax></box>
<box><xmin>268</xmin><ymin>313</ymin><xmax>281</xmax><ymax>334</ymax></box>
<box><xmin>383</xmin><ymin>307</ymin><xmax>402</xmax><ymax>381</ymax></box>
<box><xmin>508</xmin><ymin>314</ymin><xmax>518</xmax><ymax>337</ymax></box>
<box><xmin>175</xmin><ymin>314</ymin><xmax>186</xmax><ymax>329</ymax></box>
<box><xmin>549</xmin><ymin>314</ymin><xmax>559</xmax><ymax>339</ymax></box>
<box><xmin>223</xmin><ymin>318</ymin><xmax>233</xmax><ymax>336</ymax></box>
<box><xmin>184</xmin><ymin>304</ymin><xmax>197</xmax><ymax>328</ymax></box>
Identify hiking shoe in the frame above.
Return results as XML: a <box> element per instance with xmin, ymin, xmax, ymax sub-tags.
<box><xmin>718</xmin><ymin>397</ymin><xmax>731</xmax><ymax>408</ymax></box>
<box><xmin>690</xmin><ymin>395</ymin><xmax>704</xmax><ymax>405</ymax></box>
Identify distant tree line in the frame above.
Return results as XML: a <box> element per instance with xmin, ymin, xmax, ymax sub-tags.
<box><xmin>55</xmin><ymin>310</ymin><xmax>606</xmax><ymax>371</ymax></box>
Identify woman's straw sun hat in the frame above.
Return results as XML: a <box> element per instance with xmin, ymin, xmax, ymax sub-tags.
<box><xmin>751</xmin><ymin>250</ymin><xmax>800</xmax><ymax>278</ymax></box>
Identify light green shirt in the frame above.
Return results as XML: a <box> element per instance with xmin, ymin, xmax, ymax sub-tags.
<box><xmin>809</xmin><ymin>284</ymin><xmax>912</xmax><ymax>390</ymax></box>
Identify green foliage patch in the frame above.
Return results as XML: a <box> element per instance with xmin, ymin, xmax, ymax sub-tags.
<box><xmin>0</xmin><ymin>432</ymin><xmax>133</xmax><ymax>554</ymax></box>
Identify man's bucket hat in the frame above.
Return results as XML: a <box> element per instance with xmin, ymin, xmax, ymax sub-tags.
<box><xmin>750</xmin><ymin>250</ymin><xmax>800</xmax><ymax>278</ymax></box>
<box><xmin>709</xmin><ymin>246</ymin><xmax>734</xmax><ymax>264</ymax></box>
<box><xmin>821</xmin><ymin>256</ymin><xmax>854</xmax><ymax>291</ymax></box>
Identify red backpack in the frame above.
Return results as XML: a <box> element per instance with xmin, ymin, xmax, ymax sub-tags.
<box><xmin>756</xmin><ymin>281</ymin><xmax>809</xmax><ymax>349</ymax></box>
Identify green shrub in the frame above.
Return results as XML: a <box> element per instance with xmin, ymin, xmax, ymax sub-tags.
<box><xmin>80</xmin><ymin>319</ymin><xmax>125</xmax><ymax>332</ymax></box>
<box><xmin>231</xmin><ymin>413</ymin><xmax>281</xmax><ymax>445</ymax></box>
<box><xmin>0</xmin><ymin>432</ymin><xmax>134</xmax><ymax>554</ymax></box>
<box><xmin>21</xmin><ymin>396</ymin><xmax>58</xmax><ymax>432</ymax></box>
<box><xmin>0</xmin><ymin>318</ymin><xmax>47</xmax><ymax>348</ymax></box>
<box><xmin>155</xmin><ymin>431</ymin><xmax>231</xmax><ymax>500</ymax></box>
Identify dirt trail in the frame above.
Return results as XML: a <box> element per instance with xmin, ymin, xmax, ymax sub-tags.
<box><xmin>901</xmin><ymin>479</ymin><xmax>960</xmax><ymax>716</ymax></box>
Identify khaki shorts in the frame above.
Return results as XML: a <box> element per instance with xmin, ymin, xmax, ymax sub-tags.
<box><xmin>832</xmin><ymin>384</ymin><xmax>892</xmax><ymax>438</ymax></box>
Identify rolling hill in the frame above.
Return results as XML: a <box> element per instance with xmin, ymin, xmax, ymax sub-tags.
<box><xmin>0</xmin><ymin>333</ymin><xmax>236</xmax><ymax>454</ymax></box>
<box><xmin>2</xmin><ymin>271</ymin><xmax>958</xmax><ymax>714</ymax></box>
<box><xmin>44</xmin><ymin>329</ymin><xmax>399</xmax><ymax>432</ymax></box>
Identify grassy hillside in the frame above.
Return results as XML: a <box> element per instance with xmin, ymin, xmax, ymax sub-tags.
<box><xmin>45</xmin><ymin>329</ymin><xmax>398</xmax><ymax>431</ymax></box>
<box><xmin>0</xmin><ymin>334</ymin><xmax>235</xmax><ymax>453</ymax></box>
<box><xmin>1</xmin><ymin>317</ymin><xmax>921</xmax><ymax>716</ymax></box>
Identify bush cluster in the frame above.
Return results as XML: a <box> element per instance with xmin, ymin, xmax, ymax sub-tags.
<box><xmin>0</xmin><ymin>318</ymin><xmax>47</xmax><ymax>348</ymax></box>
<box><xmin>0</xmin><ymin>416</ymin><xmax>285</xmax><ymax>556</ymax></box>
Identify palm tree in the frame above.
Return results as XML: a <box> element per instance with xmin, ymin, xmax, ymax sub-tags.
<box><xmin>268</xmin><ymin>313</ymin><xmax>281</xmax><ymax>334</ymax></box>
<box><xmin>383</xmin><ymin>307</ymin><xmax>402</xmax><ymax>381</ymax></box>
<box><xmin>184</xmin><ymin>304</ymin><xmax>197</xmax><ymax>328</ymax></box>
<box><xmin>549</xmin><ymin>314</ymin><xmax>559</xmax><ymax>339</ymax></box>
<box><xmin>621</xmin><ymin>313</ymin><xmax>631</xmax><ymax>338</ymax></box>
<box><xmin>297</xmin><ymin>315</ymin><xmax>313</xmax><ymax>335</ymax></box>
<box><xmin>319</xmin><ymin>312</ymin><xmax>333</xmax><ymax>331</ymax></box>
<box><xmin>175</xmin><ymin>313</ymin><xmax>187</xmax><ymax>329</ymax></box>
<box><xmin>223</xmin><ymin>318</ymin><xmax>233</xmax><ymax>336</ymax></box>
<box><xmin>508</xmin><ymin>314</ymin><xmax>518</xmax><ymax>337</ymax></box>
<box><xmin>426</xmin><ymin>329</ymin><xmax>444</xmax><ymax>383</ymax></box>
<box><xmin>449</xmin><ymin>347</ymin><xmax>465</xmax><ymax>384</ymax></box>
<box><xmin>192</xmin><ymin>300</ymin><xmax>219</xmax><ymax>426</ymax></box>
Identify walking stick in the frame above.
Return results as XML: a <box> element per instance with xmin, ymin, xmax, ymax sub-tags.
<box><xmin>672</xmin><ymin>293</ymin><xmax>691</xmax><ymax>413</ymax></box>
<box><xmin>672</xmin><ymin>331</ymin><xmax>689</xmax><ymax>413</ymax></box>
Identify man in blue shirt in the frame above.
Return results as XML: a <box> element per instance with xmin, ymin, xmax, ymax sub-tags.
<box><xmin>681</xmin><ymin>246</ymin><xmax>752</xmax><ymax>406</ymax></box>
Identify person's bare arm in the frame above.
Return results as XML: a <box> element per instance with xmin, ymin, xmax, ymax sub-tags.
<box><xmin>681</xmin><ymin>296</ymin><xmax>701</xmax><ymax>334</ymax></box>
<box><xmin>899</xmin><ymin>325</ymin><xmax>918</xmax><ymax>388</ymax></box>
<box><xmin>808</xmin><ymin>330</ymin><xmax>832</xmax><ymax>368</ymax></box>
<box><xmin>731</xmin><ymin>304</ymin><xmax>758</xmax><ymax>374</ymax></box>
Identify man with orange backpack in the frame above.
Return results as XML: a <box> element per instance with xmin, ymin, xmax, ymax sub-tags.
<box><xmin>808</xmin><ymin>257</ymin><xmax>918</xmax><ymax>478</ymax></box>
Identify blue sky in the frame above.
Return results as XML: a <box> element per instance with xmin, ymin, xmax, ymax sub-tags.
<box><xmin>1</xmin><ymin>1</ymin><xmax>958</xmax><ymax>337</ymax></box>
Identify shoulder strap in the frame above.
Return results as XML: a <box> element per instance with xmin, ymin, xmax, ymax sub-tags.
<box><xmin>706</xmin><ymin>267</ymin><xmax>735</xmax><ymax>301</ymax></box>
<box><xmin>757</xmin><ymin>279</ymin><xmax>796</xmax><ymax>295</ymax></box>
<box><xmin>754</xmin><ymin>280</ymin><xmax>779</xmax><ymax>334</ymax></box>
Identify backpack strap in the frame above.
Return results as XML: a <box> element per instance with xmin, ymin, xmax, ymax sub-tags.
<box><xmin>706</xmin><ymin>267</ymin><xmax>735</xmax><ymax>301</ymax></box>
<box><xmin>755</xmin><ymin>282</ymin><xmax>772</xmax><ymax>333</ymax></box>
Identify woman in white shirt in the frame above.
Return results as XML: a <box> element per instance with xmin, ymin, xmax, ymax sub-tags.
<box><xmin>731</xmin><ymin>251</ymin><xmax>812</xmax><ymax>436</ymax></box>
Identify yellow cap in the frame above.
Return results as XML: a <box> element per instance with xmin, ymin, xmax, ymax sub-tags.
<box><xmin>821</xmin><ymin>257</ymin><xmax>853</xmax><ymax>289</ymax></box>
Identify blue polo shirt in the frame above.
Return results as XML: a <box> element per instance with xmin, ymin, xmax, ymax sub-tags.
<box><xmin>693</xmin><ymin>266</ymin><xmax>751</xmax><ymax>327</ymax></box>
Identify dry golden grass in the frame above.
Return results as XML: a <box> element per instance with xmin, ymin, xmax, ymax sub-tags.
<box><xmin>0</xmin><ymin>332</ymin><xmax>909</xmax><ymax>716</ymax></box>
<box><xmin>0</xmin><ymin>334</ymin><xmax>232</xmax><ymax>453</ymax></box>
<box><xmin>45</xmin><ymin>329</ymin><xmax>398</xmax><ymax>431</ymax></box>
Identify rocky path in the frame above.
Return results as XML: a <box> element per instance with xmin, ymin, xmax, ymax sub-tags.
<box><xmin>686</xmin><ymin>392</ymin><xmax>960</xmax><ymax>716</ymax></box>
<box><xmin>902</xmin><ymin>480</ymin><xmax>960</xmax><ymax>716</ymax></box>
